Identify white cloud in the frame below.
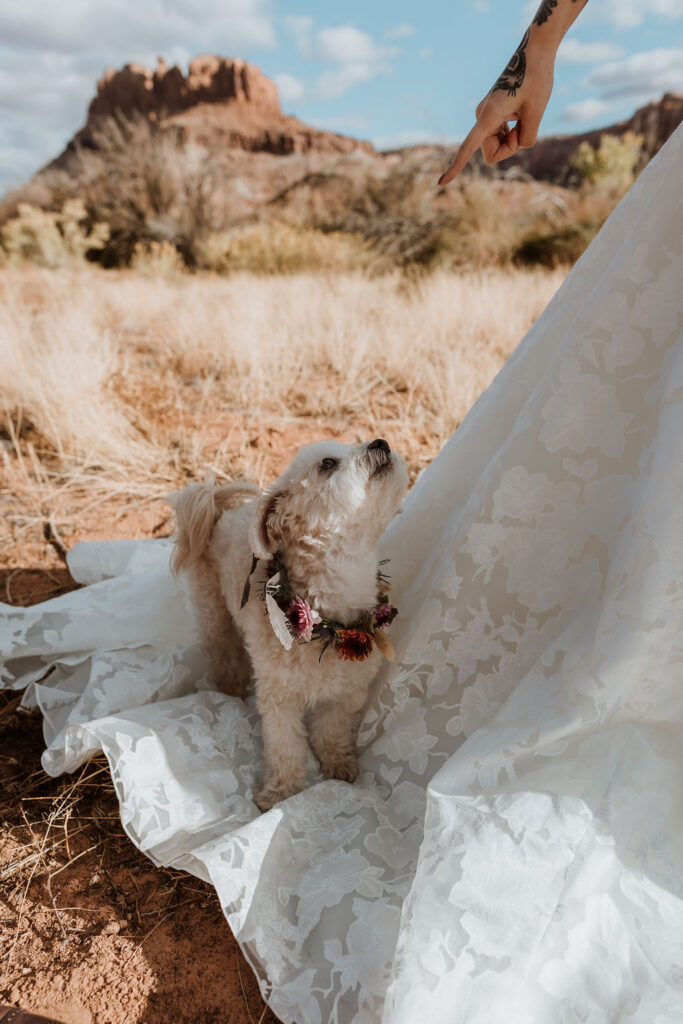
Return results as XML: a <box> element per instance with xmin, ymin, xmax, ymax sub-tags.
<box><xmin>559</xmin><ymin>98</ymin><xmax>614</xmax><ymax>123</ymax></box>
<box><xmin>274</xmin><ymin>72</ymin><xmax>305</xmax><ymax>105</ymax></box>
<box><xmin>589</xmin><ymin>0</ymin><xmax>683</xmax><ymax>29</ymax></box>
<box><xmin>283</xmin><ymin>15</ymin><xmax>314</xmax><ymax>57</ymax></box>
<box><xmin>557</xmin><ymin>39</ymin><xmax>624</xmax><ymax>64</ymax></box>
<box><xmin>316</xmin><ymin>25</ymin><xmax>393</xmax><ymax>65</ymax></box>
<box><xmin>0</xmin><ymin>0</ymin><xmax>277</xmax><ymax>55</ymax></box>
<box><xmin>286</xmin><ymin>21</ymin><xmax>397</xmax><ymax>103</ymax></box>
<box><xmin>559</xmin><ymin>45</ymin><xmax>683</xmax><ymax>126</ymax></box>
<box><xmin>384</xmin><ymin>24</ymin><xmax>416</xmax><ymax>40</ymax></box>
<box><xmin>585</xmin><ymin>46</ymin><xmax>683</xmax><ymax>101</ymax></box>
<box><xmin>474</xmin><ymin>0</ymin><xmax>489</xmax><ymax>12</ymax></box>
<box><xmin>418</xmin><ymin>47</ymin><xmax>434</xmax><ymax>60</ymax></box>
<box><xmin>314</xmin><ymin>62</ymin><xmax>383</xmax><ymax>101</ymax></box>
<box><xmin>0</xmin><ymin>0</ymin><xmax>278</xmax><ymax>191</ymax></box>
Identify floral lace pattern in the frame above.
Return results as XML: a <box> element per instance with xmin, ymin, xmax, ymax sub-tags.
<box><xmin>2</xmin><ymin>127</ymin><xmax>682</xmax><ymax>1023</ymax></box>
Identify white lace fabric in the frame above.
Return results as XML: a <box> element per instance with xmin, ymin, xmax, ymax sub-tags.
<box><xmin>2</xmin><ymin>127</ymin><xmax>682</xmax><ymax>1023</ymax></box>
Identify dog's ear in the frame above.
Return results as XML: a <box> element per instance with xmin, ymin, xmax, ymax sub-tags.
<box><xmin>249</xmin><ymin>490</ymin><xmax>284</xmax><ymax>559</ymax></box>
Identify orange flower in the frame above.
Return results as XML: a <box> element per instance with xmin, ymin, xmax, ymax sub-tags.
<box><xmin>336</xmin><ymin>629</ymin><xmax>374</xmax><ymax>661</ymax></box>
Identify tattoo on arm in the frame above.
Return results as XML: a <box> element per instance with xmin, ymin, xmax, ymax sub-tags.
<box><xmin>491</xmin><ymin>28</ymin><xmax>529</xmax><ymax>96</ymax></box>
<box><xmin>534</xmin><ymin>0</ymin><xmax>558</xmax><ymax>24</ymax></box>
<box><xmin>493</xmin><ymin>0</ymin><xmax>588</xmax><ymax>97</ymax></box>
<box><xmin>534</xmin><ymin>0</ymin><xmax>587</xmax><ymax>24</ymax></box>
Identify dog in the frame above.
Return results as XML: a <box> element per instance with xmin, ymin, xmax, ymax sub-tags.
<box><xmin>170</xmin><ymin>439</ymin><xmax>408</xmax><ymax>810</ymax></box>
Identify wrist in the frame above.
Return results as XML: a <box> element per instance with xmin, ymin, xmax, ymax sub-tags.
<box><xmin>526</xmin><ymin>24</ymin><xmax>561</xmax><ymax>63</ymax></box>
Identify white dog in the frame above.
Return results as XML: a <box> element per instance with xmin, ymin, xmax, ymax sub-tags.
<box><xmin>171</xmin><ymin>439</ymin><xmax>408</xmax><ymax>810</ymax></box>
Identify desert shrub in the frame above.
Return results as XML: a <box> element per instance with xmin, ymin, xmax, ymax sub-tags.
<box><xmin>1</xmin><ymin>198</ymin><xmax>109</xmax><ymax>267</ymax></box>
<box><xmin>571</xmin><ymin>131</ymin><xmax>643</xmax><ymax>195</ymax></box>
<box><xmin>331</xmin><ymin>165</ymin><xmax>534</xmax><ymax>273</ymax></box>
<box><xmin>512</xmin><ymin>223</ymin><xmax>596</xmax><ymax>268</ymax></box>
<box><xmin>328</xmin><ymin>153</ymin><xmax>450</xmax><ymax>271</ymax></box>
<box><xmin>131</xmin><ymin>239</ymin><xmax>186</xmax><ymax>278</ymax></box>
<box><xmin>74</xmin><ymin>114</ymin><xmax>224</xmax><ymax>267</ymax></box>
<box><xmin>196</xmin><ymin>222</ymin><xmax>368</xmax><ymax>275</ymax></box>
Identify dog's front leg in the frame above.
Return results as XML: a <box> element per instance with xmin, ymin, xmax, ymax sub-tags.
<box><xmin>309</xmin><ymin>681</ymin><xmax>369</xmax><ymax>784</ymax></box>
<box><xmin>254</xmin><ymin>693</ymin><xmax>309</xmax><ymax>811</ymax></box>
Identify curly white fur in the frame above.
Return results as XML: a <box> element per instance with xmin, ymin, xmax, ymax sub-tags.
<box><xmin>171</xmin><ymin>440</ymin><xmax>408</xmax><ymax>810</ymax></box>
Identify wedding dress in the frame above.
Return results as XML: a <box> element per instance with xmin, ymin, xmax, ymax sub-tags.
<box><xmin>2</xmin><ymin>125</ymin><xmax>682</xmax><ymax>1024</ymax></box>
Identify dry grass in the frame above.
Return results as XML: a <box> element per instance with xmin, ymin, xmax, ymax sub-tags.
<box><xmin>1</xmin><ymin>264</ymin><xmax>563</xmax><ymax>465</ymax></box>
<box><xmin>1</xmin><ymin>263</ymin><xmax>564</xmax><ymax>569</ymax></box>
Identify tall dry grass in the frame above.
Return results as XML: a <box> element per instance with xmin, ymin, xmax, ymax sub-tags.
<box><xmin>1</xmin><ymin>264</ymin><xmax>564</xmax><ymax>560</ymax></box>
<box><xmin>2</xmin><ymin>265</ymin><xmax>563</xmax><ymax>467</ymax></box>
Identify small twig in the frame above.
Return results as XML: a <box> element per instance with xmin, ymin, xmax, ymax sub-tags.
<box><xmin>4</xmin><ymin>567</ymin><xmax>22</xmax><ymax>604</ymax></box>
<box><xmin>237</xmin><ymin>955</ymin><xmax>257</xmax><ymax>1024</ymax></box>
<box><xmin>63</xmin><ymin>804</ymin><xmax>72</xmax><ymax>861</ymax></box>
<box><xmin>43</xmin><ymin>516</ymin><xmax>69</xmax><ymax>564</ymax></box>
<box><xmin>47</xmin><ymin>842</ymin><xmax>102</xmax><ymax>943</ymax></box>
<box><xmin>120</xmin><ymin>909</ymin><xmax>175</xmax><ymax>971</ymax></box>
<box><xmin>0</xmin><ymin>694</ymin><xmax>22</xmax><ymax>719</ymax></box>
<box><xmin>151</xmin><ymin>514</ymin><xmax>172</xmax><ymax>535</ymax></box>
<box><xmin>0</xmin><ymin>827</ymin><xmax>88</xmax><ymax>879</ymax></box>
<box><xmin>2</xmin><ymin>816</ymin><xmax>56</xmax><ymax>980</ymax></box>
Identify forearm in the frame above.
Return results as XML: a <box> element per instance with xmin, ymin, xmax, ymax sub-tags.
<box><xmin>527</xmin><ymin>0</ymin><xmax>588</xmax><ymax>57</ymax></box>
<box><xmin>492</xmin><ymin>0</ymin><xmax>587</xmax><ymax>97</ymax></box>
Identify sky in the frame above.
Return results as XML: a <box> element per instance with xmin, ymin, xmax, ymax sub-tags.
<box><xmin>1</xmin><ymin>0</ymin><xmax>682</xmax><ymax>192</ymax></box>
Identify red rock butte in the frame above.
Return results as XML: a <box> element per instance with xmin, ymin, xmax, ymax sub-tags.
<box><xmin>65</xmin><ymin>55</ymin><xmax>374</xmax><ymax>158</ymax></box>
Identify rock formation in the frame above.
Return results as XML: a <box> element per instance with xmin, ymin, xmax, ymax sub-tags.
<box><xmin>55</xmin><ymin>55</ymin><xmax>374</xmax><ymax>163</ymax></box>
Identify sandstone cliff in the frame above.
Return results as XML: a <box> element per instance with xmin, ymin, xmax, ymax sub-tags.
<box><xmin>55</xmin><ymin>55</ymin><xmax>374</xmax><ymax>163</ymax></box>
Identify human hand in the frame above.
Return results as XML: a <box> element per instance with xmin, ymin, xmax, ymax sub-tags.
<box><xmin>438</xmin><ymin>29</ymin><xmax>555</xmax><ymax>185</ymax></box>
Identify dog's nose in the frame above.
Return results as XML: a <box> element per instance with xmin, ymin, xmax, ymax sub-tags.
<box><xmin>368</xmin><ymin>438</ymin><xmax>391</xmax><ymax>454</ymax></box>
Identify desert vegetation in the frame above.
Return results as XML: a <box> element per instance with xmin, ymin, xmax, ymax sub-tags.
<box><xmin>0</xmin><ymin>118</ymin><xmax>643</xmax><ymax>275</ymax></box>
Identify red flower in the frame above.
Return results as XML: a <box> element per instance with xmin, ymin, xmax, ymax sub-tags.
<box><xmin>336</xmin><ymin>629</ymin><xmax>374</xmax><ymax>661</ymax></box>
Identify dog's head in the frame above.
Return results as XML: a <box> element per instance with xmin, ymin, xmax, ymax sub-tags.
<box><xmin>249</xmin><ymin>439</ymin><xmax>409</xmax><ymax>560</ymax></box>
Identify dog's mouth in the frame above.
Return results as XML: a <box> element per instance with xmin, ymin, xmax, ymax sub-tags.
<box><xmin>365</xmin><ymin>438</ymin><xmax>392</xmax><ymax>478</ymax></box>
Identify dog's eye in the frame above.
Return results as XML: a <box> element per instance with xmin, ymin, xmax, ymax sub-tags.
<box><xmin>320</xmin><ymin>457</ymin><xmax>339</xmax><ymax>473</ymax></box>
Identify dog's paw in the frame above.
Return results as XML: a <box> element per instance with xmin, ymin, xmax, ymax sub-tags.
<box><xmin>320</xmin><ymin>753</ymin><xmax>358</xmax><ymax>784</ymax></box>
<box><xmin>253</xmin><ymin>780</ymin><xmax>301</xmax><ymax>811</ymax></box>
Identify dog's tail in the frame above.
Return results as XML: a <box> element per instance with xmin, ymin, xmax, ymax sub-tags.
<box><xmin>170</xmin><ymin>476</ymin><xmax>261</xmax><ymax>575</ymax></box>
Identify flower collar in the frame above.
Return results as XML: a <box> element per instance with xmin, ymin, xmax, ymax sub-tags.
<box><xmin>241</xmin><ymin>552</ymin><xmax>397</xmax><ymax>662</ymax></box>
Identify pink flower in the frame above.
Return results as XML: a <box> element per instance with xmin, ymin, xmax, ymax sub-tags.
<box><xmin>374</xmin><ymin>603</ymin><xmax>396</xmax><ymax>628</ymax></box>
<box><xmin>287</xmin><ymin>596</ymin><xmax>322</xmax><ymax>642</ymax></box>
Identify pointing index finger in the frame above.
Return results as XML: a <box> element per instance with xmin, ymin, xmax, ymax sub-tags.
<box><xmin>437</xmin><ymin>118</ymin><xmax>490</xmax><ymax>186</ymax></box>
